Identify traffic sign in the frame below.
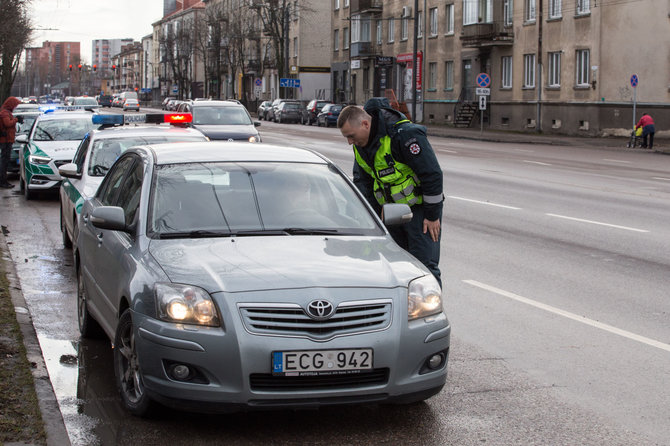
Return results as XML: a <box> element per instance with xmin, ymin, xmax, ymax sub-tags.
<box><xmin>479</xmin><ymin>96</ymin><xmax>487</xmax><ymax>110</ymax></box>
<box><xmin>476</xmin><ymin>88</ymin><xmax>490</xmax><ymax>96</ymax></box>
<box><xmin>254</xmin><ymin>78</ymin><xmax>262</xmax><ymax>87</ymax></box>
<box><xmin>280</xmin><ymin>78</ymin><xmax>301</xmax><ymax>88</ymax></box>
<box><xmin>476</xmin><ymin>73</ymin><xmax>491</xmax><ymax>88</ymax></box>
<box><xmin>630</xmin><ymin>74</ymin><xmax>638</xmax><ymax>88</ymax></box>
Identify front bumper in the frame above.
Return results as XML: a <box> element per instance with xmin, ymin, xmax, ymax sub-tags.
<box><xmin>133</xmin><ymin>288</ymin><xmax>450</xmax><ymax>412</ymax></box>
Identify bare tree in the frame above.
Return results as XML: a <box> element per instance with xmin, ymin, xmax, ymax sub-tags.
<box><xmin>159</xmin><ymin>17</ymin><xmax>196</xmax><ymax>99</ymax></box>
<box><xmin>0</xmin><ymin>0</ymin><xmax>32</xmax><ymax>101</ymax></box>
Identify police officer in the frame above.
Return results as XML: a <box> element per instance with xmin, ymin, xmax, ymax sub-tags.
<box><xmin>338</xmin><ymin>98</ymin><xmax>444</xmax><ymax>285</ymax></box>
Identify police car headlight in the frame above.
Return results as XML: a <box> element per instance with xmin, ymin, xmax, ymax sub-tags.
<box><xmin>155</xmin><ymin>283</ymin><xmax>220</xmax><ymax>327</ymax></box>
<box><xmin>28</xmin><ymin>154</ymin><xmax>51</xmax><ymax>165</ymax></box>
<box><xmin>408</xmin><ymin>275</ymin><xmax>442</xmax><ymax>320</ymax></box>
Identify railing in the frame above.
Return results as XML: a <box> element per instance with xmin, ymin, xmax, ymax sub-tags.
<box><xmin>351</xmin><ymin>0</ymin><xmax>383</xmax><ymax>13</ymax></box>
<box><xmin>460</xmin><ymin>21</ymin><xmax>514</xmax><ymax>47</ymax></box>
<box><xmin>350</xmin><ymin>41</ymin><xmax>376</xmax><ymax>58</ymax></box>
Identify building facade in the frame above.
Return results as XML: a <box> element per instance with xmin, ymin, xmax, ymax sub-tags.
<box><xmin>24</xmin><ymin>41</ymin><xmax>81</xmax><ymax>97</ymax></box>
<box><xmin>92</xmin><ymin>39</ymin><xmax>134</xmax><ymax>77</ymax></box>
<box><xmin>109</xmin><ymin>42</ymin><xmax>143</xmax><ymax>94</ymax></box>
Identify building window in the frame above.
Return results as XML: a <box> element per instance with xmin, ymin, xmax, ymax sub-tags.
<box><xmin>376</xmin><ymin>20</ymin><xmax>383</xmax><ymax>44</ymax></box>
<box><xmin>388</xmin><ymin>17</ymin><xmax>395</xmax><ymax>42</ymax></box>
<box><xmin>504</xmin><ymin>0</ymin><xmax>513</xmax><ymax>25</ymax></box>
<box><xmin>428</xmin><ymin>62</ymin><xmax>437</xmax><ymax>89</ymax></box>
<box><xmin>463</xmin><ymin>0</ymin><xmax>492</xmax><ymax>25</ymax></box>
<box><xmin>445</xmin><ymin>4</ymin><xmax>454</xmax><ymax>34</ymax></box>
<box><xmin>344</xmin><ymin>0</ymin><xmax>349</xmax><ymax>7</ymax></box>
<box><xmin>445</xmin><ymin>60</ymin><xmax>454</xmax><ymax>90</ymax></box>
<box><xmin>344</xmin><ymin>27</ymin><xmax>349</xmax><ymax>49</ymax></box>
<box><xmin>548</xmin><ymin>52</ymin><xmax>561</xmax><ymax>86</ymax></box>
<box><xmin>334</xmin><ymin>0</ymin><xmax>339</xmax><ymax>10</ymax></box>
<box><xmin>334</xmin><ymin>29</ymin><xmax>339</xmax><ymax>51</ymax></box>
<box><xmin>401</xmin><ymin>8</ymin><xmax>409</xmax><ymax>40</ymax></box>
<box><xmin>576</xmin><ymin>49</ymin><xmax>590</xmax><ymax>86</ymax></box>
<box><xmin>352</xmin><ymin>15</ymin><xmax>371</xmax><ymax>43</ymax></box>
<box><xmin>525</xmin><ymin>0</ymin><xmax>536</xmax><ymax>22</ymax></box>
<box><xmin>576</xmin><ymin>0</ymin><xmax>590</xmax><ymax>14</ymax></box>
<box><xmin>501</xmin><ymin>56</ymin><xmax>512</xmax><ymax>88</ymax></box>
<box><xmin>549</xmin><ymin>0</ymin><xmax>562</xmax><ymax>18</ymax></box>
<box><xmin>293</xmin><ymin>37</ymin><xmax>298</xmax><ymax>57</ymax></box>
<box><xmin>523</xmin><ymin>54</ymin><xmax>535</xmax><ymax>88</ymax></box>
<box><xmin>417</xmin><ymin>10</ymin><xmax>423</xmax><ymax>38</ymax></box>
<box><xmin>429</xmin><ymin>7</ymin><xmax>438</xmax><ymax>36</ymax></box>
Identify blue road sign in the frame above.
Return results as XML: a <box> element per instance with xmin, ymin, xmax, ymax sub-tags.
<box><xmin>254</xmin><ymin>78</ymin><xmax>262</xmax><ymax>87</ymax></box>
<box><xmin>280</xmin><ymin>78</ymin><xmax>301</xmax><ymax>88</ymax></box>
<box><xmin>476</xmin><ymin>73</ymin><xmax>491</xmax><ymax>88</ymax></box>
<box><xmin>630</xmin><ymin>74</ymin><xmax>638</xmax><ymax>88</ymax></box>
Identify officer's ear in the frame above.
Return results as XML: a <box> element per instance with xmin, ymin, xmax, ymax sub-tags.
<box><xmin>361</xmin><ymin>119</ymin><xmax>371</xmax><ymax>131</ymax></box>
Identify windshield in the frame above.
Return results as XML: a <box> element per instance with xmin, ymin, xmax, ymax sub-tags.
<box><xmin>87</xmin><ymin>135</ymin><xmax>206</xmax><ymax>176</ymax></box>
<box><xmin>150</xmin><ymin>162</ymin><xmax>382</xmax><ymax>237</ymax></box>
<box><xmin>33</xmin><ymin>118</ymin><xmax>95</xmax><ymax>142</ymax></box>
<box><xmin>192</xmin><ymin>106</ymin><xmax>253</xmax><ymax>125</ymax></box>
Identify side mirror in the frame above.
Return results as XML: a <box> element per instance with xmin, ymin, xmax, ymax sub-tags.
<box><xmin>382</xmin><ymin>203</ymin><xmax>413</xmax><ymax>226</ymax></box>
<box><xmin>254</xmin><ymin>121</ymin><xmax>261</xmax><ymax>127</ymax></box>
<box><xmin>15</xmin><ymin>134</ymin><xmax>28</xmax><ymax>144</ymax></box>
<box><xmin>58</xmin><ymin>162</ymin><xmax>81</xmax><ymax>179</ymax></box>
<box><xmin>90</xmin><ymin>206</ymin><xmax>128</xmax><ymax>232</ymax></box>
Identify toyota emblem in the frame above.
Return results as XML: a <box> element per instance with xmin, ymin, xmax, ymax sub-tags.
<box><xmin>306</xmin><ymin>300</ymin><xmax>335</xmax><ymax>320</ymax></box>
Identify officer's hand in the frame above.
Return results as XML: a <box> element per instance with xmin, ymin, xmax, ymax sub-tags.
<box><xmin>423</xmin><ymin>219</ymin><xmax>440</xmax><ymax>242</ymax></box>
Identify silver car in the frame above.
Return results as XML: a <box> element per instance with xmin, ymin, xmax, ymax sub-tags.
<box><xmin>75</xmin><ymin>142</ymin><xmax>450</xmax><ymax>415</ymax></box>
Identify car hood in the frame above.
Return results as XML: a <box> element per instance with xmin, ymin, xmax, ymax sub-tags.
<box><xmin>191</xmin><ymin>124</ymin><xmax>258</xmax><ymax>141</ymax></box>
<box><xmin>31</xmin><ymin>140</ymin><xmax>81</xmax><ymax>160</ymax></box>
<box><xmin>148</xmin><ymin>236</ymin><xmax>426</xmax><ymax>293</ymax></box>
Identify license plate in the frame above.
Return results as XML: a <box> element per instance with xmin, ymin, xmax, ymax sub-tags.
<box><xmin>272</xmin><ymin>348</ymin><xmax>373</xmax><ymax>376</ymax></box>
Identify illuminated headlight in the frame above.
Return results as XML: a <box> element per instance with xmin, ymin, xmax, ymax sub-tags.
<box><xmin>28</xmin><ymin>154</ymin><xmax>51</xmax><ymax>165</ymax></box>
<box><xmin>155</xmin><ymin>283</ymin><xmax>220</xmax><ymax>327</ymax></box>
<box><xmin>407</xmin><ymin>275</ymin><xmax>442</xmax><ymax>320</ymax></box>
<box><xmin>248</xmin><ymin>135</ymin><xmax>259</xmax><ymax>143</ymax></box>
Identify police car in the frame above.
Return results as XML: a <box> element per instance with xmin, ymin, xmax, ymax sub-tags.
<box><xmin>16</xmin><ymin>106</ymin><xmax>97</xmax><ymax>199</ymax></box>
<box><xmin>58</xmin><ymin>112</ymin><xmax>207</xmax><ymax>248</ymax></box>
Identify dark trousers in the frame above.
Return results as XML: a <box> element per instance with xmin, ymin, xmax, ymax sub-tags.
<box><xmin>0</xmin><ymin>142</ymin><xmax>12</xmax><ymax>185</ymax></box>
<box><xmin>642</xmin><ymin>124</ymin><xmax>655</xmax><ymax>149</ymax></box>
<box><xmin>387</xmin><ymin>204</ymin><xmax>442</xmax><ymax>287</ymax></box>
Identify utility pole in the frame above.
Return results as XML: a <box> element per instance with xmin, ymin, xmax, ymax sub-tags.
<box><xmin>411</xmin><ymin>0</ymin><xmax>419</xmax><ymax>121</ymax></box>
<box><xmin>536</xmin><ymin>0</ymin><xmax>543</xmax><ymax>132</ymax></box>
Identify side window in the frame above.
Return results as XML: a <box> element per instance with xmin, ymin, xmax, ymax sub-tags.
<box><xmin>72</xmin><ymin>135</ymin><xmax>91</xmax><ymax>173</ymax></box>
<box><xmin>96</xmin><ymin>156</ymin><xmax>136</xmax><ymax>206</ymax></box>
<box><xmin>116</xmin><ymin>160</ymin><xmax>144</xmax><ymax>225</ymax></box>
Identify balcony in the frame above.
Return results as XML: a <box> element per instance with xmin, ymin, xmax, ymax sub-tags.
<box><xmin>351</xmin><ymin>0</ymin><xmax>382</xmax><ymax>13</ymax></box>
<box><xmin>460</xmin><ymin>21</ymin><xmax>513</xmax><ymax>47</ymax></box>
<box><xmin>350</xmin><ymin>41</ymin><xmax>376</xmax><ymax>59</ymax></box>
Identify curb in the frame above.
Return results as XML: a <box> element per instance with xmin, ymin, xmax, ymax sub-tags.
<box><xmin>0</xmin><ymin>237</ymin><xmax>71</xmax><ymax>446</ymax></box>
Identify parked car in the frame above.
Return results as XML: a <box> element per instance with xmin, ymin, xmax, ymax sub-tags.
<box><xmin>75</xmin><ymin>141</ymin><xmax>450</xmax><ymax>415</ymax></box>
<box><xmin>266</xmin><ymin>99</ymin><xmax>299</xmax><ymax>122</ymax></box>
<box><xmin>316</xmin><ymin>103</ymin><xmax>344</xmax><ymax>127</ymax></box>
<box><xmin>112</xmin><ymin>96</ymin><xmax>124</xmax><ymax>107</ymax></box>
<box><xmin>58</xmin><ymin>113</ymin><xmax>206</xmax><ymax>249</ymax></box>
<box><xmin>275</xmin><ymin>101</ymin><xmax>302</xmax><ymax>124</ymax></box>
<box><xmin>98</xmin><ymin>95</ymin><xmax>113</xmax><ymax>108</ymax></box>
<box><xmin>256</xmin><ymin>101</ymin><xmax>272</xmax><ymax>120</ymax></box>
<box><xmin>303</xmin><ymin>100</ymin><xmax>331</xmax><ymax>125</ymax></box>
<box><xmin>162</xmin><ymin>97</ymin><xmax>175</xmax><ymax>110</ymax></box>
<box><xmin>123</xmin><ymin>98</ymin><xmax>140</xmax><ymax>112</ymax></box>
<box><xmin>177</xmin><ymin>100</ymin><xmax>261</xmax><ymax>142</ymax></box>
<box><xmin>72</xmin><ymin>96</ymin><xmax>100</xmax><ymax>111</ymax></box>
<box><xmin>14</xmin><ymin>103</ymin><xmax>41</xmax><ymax>113</ymax></box>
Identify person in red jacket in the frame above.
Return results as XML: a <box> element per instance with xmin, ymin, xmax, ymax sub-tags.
<box><xmin>635</xmin><ymin>113</ymin><xmax>655</xmax><ymax>150</ymax></box>
<box><xmin>0</xmin><ymin>96</ymin><xmax>22</xmax><ymax>188</ymax></box>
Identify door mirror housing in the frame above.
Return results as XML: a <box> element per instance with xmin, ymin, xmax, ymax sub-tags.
<box><xmin>382</xmin><ymin>203</ymin><xmax>413</xmax><ymax>226</ymax></box>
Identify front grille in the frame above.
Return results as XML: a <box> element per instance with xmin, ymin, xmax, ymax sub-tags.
<box><xmin>239</xmin><ymin>300</ymin><xmax>392</xmax><ymax>341</ymax></box>
<box><xmin>250</xmin><ymin>368</ymin><xmax>389</xmax><ymax>391</ymax></box>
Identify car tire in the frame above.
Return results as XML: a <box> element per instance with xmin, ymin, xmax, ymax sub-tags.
<box><xmin>19</xmin><ymin>175</ymin><xmax>25</xmax><ymax>192</ymax></box>
<box><xmin>60</xmin><ymin>204</ymin><xmax>72</xmax><ymax>249</ymax></box>
<box><xmin>77</xmin><ymin>267</ymin><xmax>103</xmax><ymax>338</ymax></box>
<box><xmin>114</xmin><ymin>309</ymin><xmax>153</xmax><ymax>416</ymax></box>
<box><xmin>24</xmin><ymin>180</ymin><xmax>34</xmax><ymax>200</ymax></box>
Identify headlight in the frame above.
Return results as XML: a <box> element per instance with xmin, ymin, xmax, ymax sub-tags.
<box><xmin>407</xmin><ymin>275</ymin><xmax>442</xmax><ymax>320</ymax></box>
<box><xmin>155</xmin><ymin>283</ymin><xmax>220</xmax><ymax>327</ymax></box>
<box><xmin>248</xmin><ymin>135</ymin><xmax>258</xmax><ymax>143</ymax></box>
<box><xmin>28</xmin><ymin>154</ymin><xmax>51</xmax><ymax>165</ymax></box>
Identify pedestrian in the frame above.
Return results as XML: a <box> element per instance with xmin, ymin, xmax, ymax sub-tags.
<box><xmin>0</xmin><ymin>96</ymin><xmax>22</xmax><ymax>188</ymax></box>
<box><xmin>338</xmin><ymin>98</ymin><xmax>444</xmax><ymax>285</ymax></box>
<box><xmin>635</xmin><ymin>113</ymin><xmax>655</xmax><ymax>149</ymax></box>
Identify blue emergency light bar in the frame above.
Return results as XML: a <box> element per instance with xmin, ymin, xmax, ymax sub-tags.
<box><xmin>92</xmin><ymin>113</ymin><xmax>192</xmax><ymax>126</ymax></box>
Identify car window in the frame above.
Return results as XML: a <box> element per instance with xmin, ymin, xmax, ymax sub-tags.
<box><xmin>284</xmin><ymin>103</ymin><xmax>300</xmax><ymax>110</ymax></box>
<box><xmin>149</xmin><ymin>162</ymin><xmax>381</xmax><ymax>236</ymax></box>
<box><xmin>193</xmin><ymin>106</ymin><xmax>252</xmax><ymax>125</ymax></box>
<box><xmin>115</xmin><ymin>160</ymin><xmax>143</xmax><ymax>225</ymax></box>
<box><xmin>72</xmin><ymin>135</ymin><xmax>91</xmax><ymax>173</ymax></box>
<box><xmin>33</xmin><ymin>118</ymin><xmax>95</xmax><ymax>141</ymax></box>
<box><xmin>16</xmin><ymin>115</ymin><xmax>37</xmax><ymax>135</ymax></box>
<box><xmin>96</xmin><ymin>156</ymin><xmax>136</xmax><ymax>206</ymax></box>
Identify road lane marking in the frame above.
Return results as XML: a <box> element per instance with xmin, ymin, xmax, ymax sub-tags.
<box><xmin>523</xmin><ymin>160</ymin><xmax>552</xmax><ymax>166</ymax></box>
<box><xmin>514</xmin><ymin>149</ymin><xmax>535</xmax><ymax>153</ymax></box>
<box><xmin>602</xmin><ymin>159</ymin><xmax>631</xmax><ymax>164</ymax></box>
<box><xmin>463</xmin><ymin>280</ymin><xmax>670</xmax><ymax>353</ymax></box>
<box><xmin>546</xmin><ymin>213</ymin><xmax>649</xmax><ymax>233</ymax></box>
<box><xmin>448</xmin><ymin>196</ymin><xmax>521</xmax><ymax>210</ymax></box>
<box><xmin>652</xmin><ymin>177</ymin><xmax>670</xmax><ymax>181</ymax></box>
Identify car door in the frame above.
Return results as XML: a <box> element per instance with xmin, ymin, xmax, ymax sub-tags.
<box><xmin>61</xmin><ymin>134</ymin><xmax>91</xmax><ymax>241</ymax></box>
<box><xmin>79</xmin><ymin>154</ymin><xmax>142</xmax><ymax>335</ymax></box>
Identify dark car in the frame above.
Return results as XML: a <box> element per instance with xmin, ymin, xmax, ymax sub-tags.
<box><xmin>98</xmin><ymin>95</ymin><xmax>113</xmax><ymax>108</ymax></box>
<box><xmin>178</xmin><ymin>100</ymin><xmax>261</xmax><ymax>142</ymax></box>
<box><xmin>275</xmin><ymin>101</ymin><xmax>302</xmax><ymax>124</ymax></box>
<box><xmin>316</xmin><ymin>103</ymin><xmax>344</xmax><ymax>127</ymax></box>
<box><xmin>257</xmin><ymin>101</ymin><xmax>272</xmax><ymax>120</ymax></box>
<box><xmin>9</xmin><ymin>111</ymin><xmax>40</xmax><ymax>176</ymax></box>
<box><xmin>266</xmin><ymin>99</ymin><xmax>299</xmax><ymax>122</ymax></box>
<box><xmin>303</xmin><ymin>100</ymin><xmax>331</xmax><ymax>125</ymax></box>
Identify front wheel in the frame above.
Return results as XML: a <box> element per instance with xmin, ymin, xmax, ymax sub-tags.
<box><xmin>60</xmin><ymin>204</ymin><xmax>72</xmax><ymax>249</ymax></box>
<box><xmin>114</xmin><ymin>309</ymin><xmax>153</xmax><ymax>416</ymax></box>
<box><xmin>77</xmin><ymin>267</ymin><xmax>103</xmax><ymax>338</ymax></box>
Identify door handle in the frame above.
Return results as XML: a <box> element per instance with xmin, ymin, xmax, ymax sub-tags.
<box><xmin>82</xmin><ymin>213</ymin><xmax>89</xmax><ymax>224</ymax></box>
<box><xmin>97</xmin><ymin>233</ymin><xmax>103</xmax><ymax>242</ymax></box>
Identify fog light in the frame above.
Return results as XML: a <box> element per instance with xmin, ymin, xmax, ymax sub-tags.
<box><xmin>428</xmin><ymin>353</ymin><xmax>444</xmax><ymax>370</ymax></box>
<box><xmin>170</xmin><ymin>364</ymin><xmax>191</xmax><ymax>380</ymax></box>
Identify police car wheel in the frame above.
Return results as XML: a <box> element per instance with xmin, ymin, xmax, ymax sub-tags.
<box><xmin>23</xmin><ymin>181</ymin><xmax>34</xmax><ymax>200</ymax></box>
<box><xmin>60</xmin><ymin>205</ymin><xmax>72</xmax><ymax>249</ymax></box>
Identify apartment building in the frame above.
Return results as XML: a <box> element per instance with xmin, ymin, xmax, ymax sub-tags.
<box><xmin>24</xmin><ymin>41</ymin><xmax>81</xmax><ymax>97</ymax></box>
<box><xmin>109</xmin><ymin>42</ymin><xmax>143</xmax><ymax>94</ymax></box>
<box><xmin>333</xmin><ymin>0</ymin><xmax>669</xmax><ymax>135</ymax></box>
<box><xmin>92</xmin><ymin>39</ymin><xmax>134</xmax><ymax>77</ymax></box>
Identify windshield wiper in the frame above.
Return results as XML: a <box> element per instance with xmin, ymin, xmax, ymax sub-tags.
<box><xmin>156</xmin><ymin>230</ymin><xmax>233</xmax><ymax>239</ymax></box>
<box><xmin>281</xmin><ymin>228</ymin><xmax>344</xmax><ymax>235</ymax></box>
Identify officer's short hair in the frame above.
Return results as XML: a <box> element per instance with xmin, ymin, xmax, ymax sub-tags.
<box><xmin>337</xmin><ymin>105</ymin><xmax>370</xmax><ymax>129</ymax></box>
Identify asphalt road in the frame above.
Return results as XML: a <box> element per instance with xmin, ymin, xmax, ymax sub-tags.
<box><xmin>1</xmin><ymin>117</ymin><xmax>668</xmax><ymax>445</ymax></box>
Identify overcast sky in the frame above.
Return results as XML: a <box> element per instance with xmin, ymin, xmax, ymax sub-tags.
<box><xmin>28</xmin><ymin>0</ymin><xmax>164</xmax><ymax>63</ymax></box>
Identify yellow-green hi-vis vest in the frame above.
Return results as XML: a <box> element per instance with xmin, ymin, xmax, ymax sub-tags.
<box><xmin>354</xmin><ymin>122</ymin><xmax>422</xmax><ymax>206</ymax></box>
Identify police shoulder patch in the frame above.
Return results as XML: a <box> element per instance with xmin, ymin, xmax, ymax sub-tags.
<box><xmin>409</xmin><ymin>143</ymin><xmax>421</xmax><ymax>155</ymax></box>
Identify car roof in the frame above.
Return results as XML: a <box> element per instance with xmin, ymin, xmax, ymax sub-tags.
<box><xmin>135</xmin><ymin>142</ymin><xmax>328</xmax><ymax>166</ymax></box>
<box><xmin>188</xmin><ymin>100</ymin><xmax>245</xmax><ymax>108</ymax></box>
<box><xmin>88</xmin><ymin>125</ymin><xmax>206</xmax><ymax>140</ymax></box>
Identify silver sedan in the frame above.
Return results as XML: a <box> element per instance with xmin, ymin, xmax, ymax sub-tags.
<box><xmin>75</xmin><ymin>142</ymin><xmax>450</xmax><ymax>415</ymax></box>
